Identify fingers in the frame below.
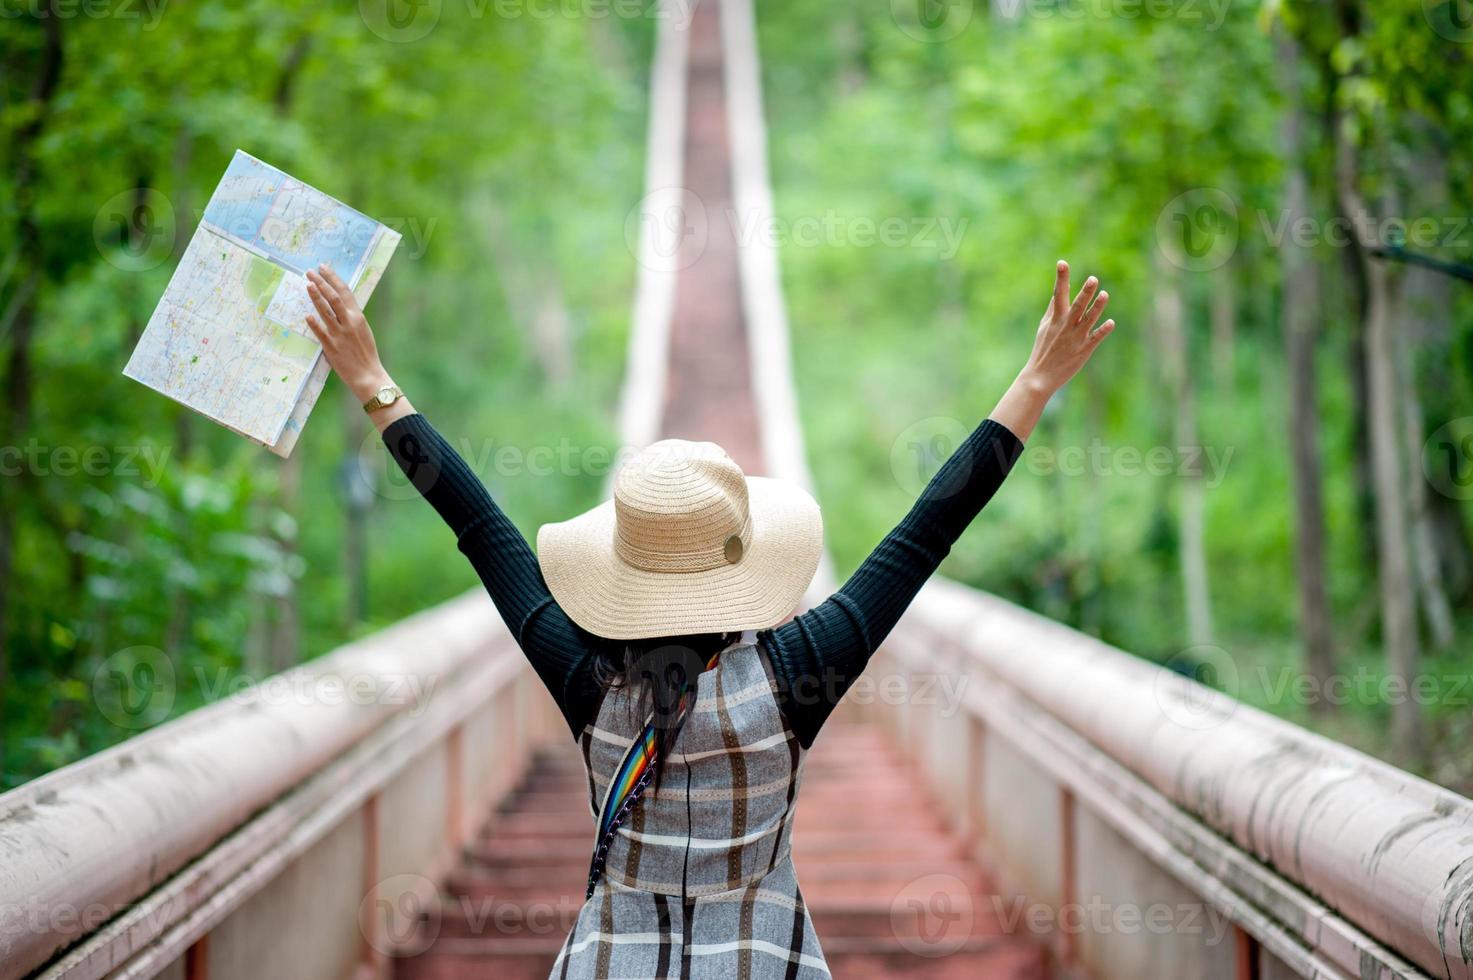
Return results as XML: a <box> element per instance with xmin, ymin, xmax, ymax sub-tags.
<box><xmin>320</xmin><ymin>264</ymin><xmax>352</xmax><ymax>297</ymax></box>
<box><xmin>305</xmin><ymin>313</ymin><xmax>329</xmax><ymax>345</ymax></box>
<box><xmin>307</xmin><ymin>269</ymin><xmax>350</xmax><ymax>323</ymax></box>
<box><xmin>1082</xmin><ymin>290</ymin><xmax>1110</xmax><ymax>332</ymax></box>
<box><xmin>305</xmin><ymin>277</ymin><xmax>340</xmax><ymax>329</ymax></box>
<box><xmin>1068</xmin><ymin>275</ymin><xmax>1100</xmax><ymax>323</ymax></box>
<box><xmin>1053</xmin><ymin>260</ymin><xmax>1069</xmax><ymax>312</ymax></box>
<box><xmin>1088</xmin><ymin>319</ymin><xmax>1116</xmax><ymax>346</ymax></box>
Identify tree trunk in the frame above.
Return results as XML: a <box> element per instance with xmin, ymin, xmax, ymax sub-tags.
<box><xmin>1401</xmin><ymin>262</ymin><xmax>1456</xmax><ymax>651</ymax></box>
<box><xmin>479</xmin><ymin>197</ymin><xmax>575</xmax><ymax>388</ymax></box>
<box><xmin>1210</xmin><ymin>261</ymin><xmax>1236</xmax><ymax>389</ymax></box>
<box><xmin>1335</xmin><ymin>118</ymin><xmax>1422</xmax><ymax>757</ymax></box>
<box><xmin>0</xmin><ymin>3</ymin><xmax>64</xmax><ymax>769</ymax></box>
<box><xmin>265</xmin><ymin>35</ymin><xmax>314</xmax><ymax>672</ymax></box>
<box><xmin>1277</xmin><ymin>33</ymin><xmax>1336</xmax><ymax>697</ymax></box>
<box><xmin>1318</xmin><ymin>74</ymin><xmax>1377</xmax><ymax>573</ymax></box>
<box><xmin>1401</xmin><ymin>132</ymin><xmax>1465</xmax><ymax>638</ymax></box>
<box><xmin>343</xmin><ymin>387</ymin><xmax>370</xmax><ymax>631</ymax></box>
<box><xmin>1155</xmin><ymin>252</ymin><xmax>1213</xmax><ymax>646</ymax></box>
<box><xmin>834</xmin><ymin>13</ymin><xmax>866</xmax><ymax>96</ymax></box>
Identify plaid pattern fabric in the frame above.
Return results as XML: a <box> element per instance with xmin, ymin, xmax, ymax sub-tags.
<box><xmin>551</xmin><ymin>639</ymin><xmax>829</xmax><ymax>979</ymax></box>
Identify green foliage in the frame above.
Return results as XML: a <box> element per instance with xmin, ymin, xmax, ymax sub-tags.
<box><xmin>1</xmin><ymin>2</ymin><xmax>651</xmax><ymax>787</ymax></box>
<box><xmin>757</xmin><ymin>0</ymin><xmax>1473</xmax><ymax>782</ymax></box>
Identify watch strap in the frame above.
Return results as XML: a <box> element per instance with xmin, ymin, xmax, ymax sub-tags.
<box><xmin>362</xmin><ymin>385</ymin><xmax>403</xmax><ymax>413</ymax></box>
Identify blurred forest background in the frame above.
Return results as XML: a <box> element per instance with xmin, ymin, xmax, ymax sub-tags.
<box><xmin>3</xmin><ymin>0</ymin><xmax>1471</xmax><ymax>791</ymax></box>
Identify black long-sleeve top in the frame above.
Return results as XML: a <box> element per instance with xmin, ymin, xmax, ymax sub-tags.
<box><xmin>383</xmin><ymin>413</ymin><xmax>1023</xmax><ymax>748</ymax></box>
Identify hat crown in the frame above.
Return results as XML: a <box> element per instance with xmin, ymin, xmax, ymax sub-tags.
<box><xmin>613</xmin><ymin>440</ymin><xmax>751</xmax><ymax>573</ymax></box>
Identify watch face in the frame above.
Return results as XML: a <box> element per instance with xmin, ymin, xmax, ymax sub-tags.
<box><xmin>377</xmin><ymin>386</ymin><xmax>395</xmax><ymax>403</ymax></box>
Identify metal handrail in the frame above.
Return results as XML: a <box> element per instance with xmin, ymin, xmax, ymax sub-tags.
<box><xmin>0</xmin><ymin>590</ymin><xmax>529</xmax><ymax>980</ymax></box>
<box><xmin>892</xmin><ymin>577</ymin><xmax>1473</xmax><ymax>980</ymax></box>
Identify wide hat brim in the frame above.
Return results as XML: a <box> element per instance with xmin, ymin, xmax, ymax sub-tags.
<box><xmin>537</xmin><ymin>476</ymin><xmax>823</xmax><ymax>640</ymax></box>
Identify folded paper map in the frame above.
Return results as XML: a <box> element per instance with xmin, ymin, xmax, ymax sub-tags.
<box><xmin>124</xmin><ymin>150</ymin><xmax>401</xmax><ymax>456</ymax></box>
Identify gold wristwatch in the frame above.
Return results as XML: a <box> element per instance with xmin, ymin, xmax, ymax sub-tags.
<box><xmin>362</xmin><ymin>384</ymin><xmax>403</xmax><ymax>413</ymax></box>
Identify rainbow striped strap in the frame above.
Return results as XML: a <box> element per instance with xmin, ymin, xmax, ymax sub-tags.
<box><xmin>585</xmin><ymin>652</ymin><xmax>719</xmax><ymax>898</ymax></box>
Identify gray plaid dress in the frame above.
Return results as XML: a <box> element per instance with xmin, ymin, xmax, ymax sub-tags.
<box><xmin>551</xmin><ymin>636</ymin><xmax>829</xmax><ymax>979</ymax></box>
<box><xmin>384</xmin><ymin>413</ymin><xmax>1023</xmax><ymax>978</ymax></box>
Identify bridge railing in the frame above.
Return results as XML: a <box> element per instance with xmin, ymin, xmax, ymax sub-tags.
<box><xmin>0</xmin><ymin>591</ymin><xmax>558</xmax><ymax>980</ymax></box>
<box><xmin>865</xmin><ymin>576</ymin><xmax>1473</xmax><ymax>980</ymax></box>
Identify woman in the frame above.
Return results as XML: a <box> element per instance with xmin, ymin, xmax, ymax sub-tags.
<box><xmin>302</xmin><ymin>259</ymin><xmax>1113</xmax><ymax>978</ymax></box>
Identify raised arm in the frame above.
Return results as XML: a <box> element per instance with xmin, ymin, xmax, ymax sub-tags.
<box><xmin>303</xmin><ymin>266</ymin><xmax>602</xmax><ymax>736</ymax></box>
<box><xmin>762</xmin><ymin>260</ymin><xmax>1115</xmax><ymax>747</ymax></box>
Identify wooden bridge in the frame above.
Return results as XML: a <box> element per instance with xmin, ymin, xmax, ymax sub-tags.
<box><xmin>4</xmin><ymin>2</ymin><xmax>1473</xmax><ymax>979</ymax></box>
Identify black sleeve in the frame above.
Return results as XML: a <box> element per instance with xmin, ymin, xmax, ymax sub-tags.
<box><xmin>760</xmin><ymin>417</ymin><xmax>1025</xmax><ymax>748</ymax></box>
<box><xmin>382</xmin><ymin>413</ymin><xmax>603</xmax><ymax>737</ymax></box>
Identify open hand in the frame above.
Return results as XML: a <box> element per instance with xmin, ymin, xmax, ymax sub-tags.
<box><xmin>986</xmin><ymin>261</ymin><xmax>1117</xmax><ymax>442</ymax></box>
<box><xmin>1022</xmin><ymin>260</ymin><xmax>1114</xmax><ymax>394</ymax></box>
<box><xmin>304</xmin><ymin>265</ymin><xmax>392</xmax><ymax>403</ymax></box>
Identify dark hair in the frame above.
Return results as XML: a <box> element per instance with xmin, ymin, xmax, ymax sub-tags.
<box><xmin>591</xmin><ymin>631</ymin><xmax>739</xmax><ymax>786</ymax></box>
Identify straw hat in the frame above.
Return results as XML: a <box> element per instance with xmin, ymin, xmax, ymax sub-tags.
<box><xmin>537</xmin><ymin>440</ymin><xmax>823</xmax><ymax>640</ymax></box>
